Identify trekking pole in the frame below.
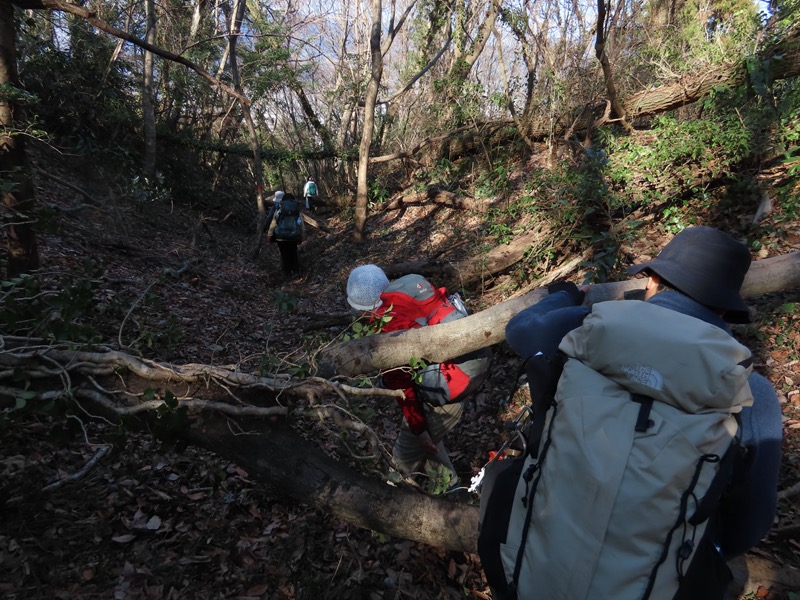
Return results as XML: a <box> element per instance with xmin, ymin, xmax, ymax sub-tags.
<box><xmin>468</xmin><ymin>403</ymin><xmax>533</xmax><ymax>493</ymax></box>
<box><xmin>468</xmin><ymin>359</ymin><xmax>534</xmax><ymax>493</ymax></box>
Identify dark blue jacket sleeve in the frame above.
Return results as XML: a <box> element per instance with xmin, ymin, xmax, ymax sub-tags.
<box><xmin>719</xmin><ymin>372</ymin><xmax>782</xmax><ymax>557</ymax></box>
<box><xmin>505</xmin><ymin>291</ymin><xmax>590</xmax><ymax>360</ymax></box>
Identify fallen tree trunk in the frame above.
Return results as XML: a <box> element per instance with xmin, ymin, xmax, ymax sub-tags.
<box><xmin>519</xmin><ymin>26</ymin><xmax>800</xmax><ymax>141</ymax></box>
<box><xmin>184</xmin><ymin>412</ymin><xmax>479</xmax><ymax>552</ymax></box>
<box><xmin>381</xmin><ymin>186</ymin><xmax>486</xmax><ymax>212</ymax></box>
<box><xmin>363</xmin><ymin>28</ymin><xmax>800</xmax><ymax>169</ymax></box>
<box><xmin>381</xmin><ymin>223</ymin><xmax>553</xmax><ymax>288</ymax></box>
<box><xmin>184</xmin><ymin>411</ymin><xmax>800</xmax><ymax>594</ymax></box>
<box><xmin>321</xmin><ymin>250</ymin><xmax>800</xmax><ymax>377</ymax></box>
<box><xmin>382</xmin><ymin>246</ymin><xmax>591</xmax><ymax>297</ymax></box>
<box><xmin>623</xmin><ymin>27</ymin><xmax>800</xmax><ymax>119</ymax></box>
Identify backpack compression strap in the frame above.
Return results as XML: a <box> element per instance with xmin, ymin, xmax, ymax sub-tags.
<box><xmin>507</xmin><ymin>351</ymin><xmax>567</xmax><ymax>592</ymax></box>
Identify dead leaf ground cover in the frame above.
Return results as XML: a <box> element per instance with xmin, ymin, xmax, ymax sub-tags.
<box><xmin>1</xmin><ymin>157</ymin><xmax>799</xmax><ymax>600</ymax></box>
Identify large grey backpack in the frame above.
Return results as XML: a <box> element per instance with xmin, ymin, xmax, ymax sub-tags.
<box><xmin>479</xmin><ymin>300</ymin><xmax>753</xmax><ymax>600</ymax></box>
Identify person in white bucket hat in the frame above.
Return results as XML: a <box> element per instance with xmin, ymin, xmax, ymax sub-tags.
<box><xmin>346</xmin><ymin>265</ymin><xmax>491</xmax><ymax>494</ymax></box>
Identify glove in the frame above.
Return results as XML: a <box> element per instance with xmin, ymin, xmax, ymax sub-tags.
<box><xmin>547</xmin><ymin>280</ymin><xmax>585</xmax><ymax>305</ymax></box>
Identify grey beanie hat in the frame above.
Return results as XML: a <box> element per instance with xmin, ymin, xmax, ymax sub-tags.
<box><xmin>627</xmin><ymin>226</ymin><xmax>752</xmax><ymax>323</ymax></box>
<box><xmin>346</xmin><ymin>264</ymin><xmax>389</xmax><ymax>311</ymax></box>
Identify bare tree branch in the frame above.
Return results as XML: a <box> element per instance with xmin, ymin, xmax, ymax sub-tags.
<box><xmin>12</xmin><ymin>0</ymin><xmax>251</xmax><ymax>105</ymax></box>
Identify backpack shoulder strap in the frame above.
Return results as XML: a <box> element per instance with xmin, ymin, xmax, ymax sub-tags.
<box><xmin>688</xmin><ymin>418</ymin><xmax>747</xmax><ymax>527</ymax></box>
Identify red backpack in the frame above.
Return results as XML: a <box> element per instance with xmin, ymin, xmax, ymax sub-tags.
<box><xmin>377</xmin><ymin>275</ymin><xmax>492</xmax><ymax>405</ymax></box>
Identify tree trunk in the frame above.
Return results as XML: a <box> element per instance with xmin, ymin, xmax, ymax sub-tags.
<box><xmin>320</xmin><ymin>251</ymin><xmax>800</xmax><ymax>376</ymax></box>
<box><xmin>184</xmin><ymin>413</ymin><xmax>479</xmax><ymax>552</ymax></box>
<box><xmin>442</xmin><ymin>0</ymin><xmax>502</xmax><ymax>122</ymax></box>
<box><xmin>381</xmin><ymin>186</ymin><xmax>487</xmax><ymax>212</ymax></box>
<box><xmin>188</xmin><ymin>0</ymin><xmax>207</xmax><ymax>43</ymax></box>
<box><xmin>352</xmin><ymin>0</ymin><xmax>419</xmax><ymax>239</ymax></box>
<box><xmin>0</xmin><ymin>0</ymin><xmax>40</xmax><ymax>277</ymax></box>
<box><xmin>380</xmin><ymin>232</ymin><xmax>591</xmax><ymax>293</ymax></box>
<box><xmin>354</xmin><ymin>0</ymin><xmax>383</xmax><ymax>242</ymax></box>
<box><xmin>222</xmin><ymin>0</ymin><xmax>267</xmax><ymax>255</ymax></box>
<box><xmin>142</xmin><ymin>0</ymin><xmax>157</xmax><ymax>180</ymax></box>
<box><xmin>520</xmin><ymin>27</ymin><xmax>800</xmax><ymax>146</ymax></box>
<box><xmin>293</xmin><ymin>83</ymin><xmax>335</xmax><ymax>153</ymax></box>
<box><xmin>594</xmin><ymin>0</ymin><xmax>630</xmax><ymax>132</ymax></box>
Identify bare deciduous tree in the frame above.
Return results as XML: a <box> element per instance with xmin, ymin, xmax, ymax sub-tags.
<box><xmin>142</xmin><ymin>0</ymin><xmax>157</xmax><ymax>179</ymax></box>
<box><xmin>0</xmin><ymin>0</ymin><xmax>40</xmax><ymax>277</ymax></box>
<box><xmin>354</xmin><ymin>0</ymin><xmax>417</xmax><ymax>240</ymax></box>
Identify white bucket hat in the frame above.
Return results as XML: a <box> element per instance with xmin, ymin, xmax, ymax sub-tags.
<box><xmin>346</xmin><ymin>265</ymin><xmax>389</xmax><ymax>311</ymax></box>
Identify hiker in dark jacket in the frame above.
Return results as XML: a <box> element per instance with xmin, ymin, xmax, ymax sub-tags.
<box><xmin>345</xmin><ymin>264</ymin><xmax>464</xmax><ymax>489</ymax></box>
<box><xmin>505</xmin><ymin>226</ymin><xmax>781</xmax><ymax>594</ymax></box>
<box><xmin>264</xmin><ymin>190</ymin><xmax>303</xmax><ymax>277</ymax></box>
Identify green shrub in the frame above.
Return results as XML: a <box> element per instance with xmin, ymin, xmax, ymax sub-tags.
<box><xmin>0</xmin><ymin>263</ymin><xmax>102</xmax><ymax>341</ymax></box>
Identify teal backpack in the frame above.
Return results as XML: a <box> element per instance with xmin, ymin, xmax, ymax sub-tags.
<box><xmin>273</xmin><ymin>197</ymin><xmax>302</xmax><ymax>241</ymax></box>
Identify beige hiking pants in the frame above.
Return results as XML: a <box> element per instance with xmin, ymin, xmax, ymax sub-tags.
<box><xmin>392</xmin><ymin>402</ymin><xmax>463</xmax><ymax>486</ymax></box>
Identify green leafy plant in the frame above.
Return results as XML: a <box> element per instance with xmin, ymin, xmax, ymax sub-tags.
<box><xmin>368</xmin><ymin>178</ymin><xmax>390</xmax><ymax>208</ymax></box>
<box><xmin>409</xmin><ymin>356</ymin><xmax>429</xmax><ymax>384</ymax></box>
<box><xmin>129</xmin><ymin>171</ymin><xmax>172</xmax><ymax>203</ymax></box>
<box><xmin>662</xmin><ymin>206</ymin><xmax>687</xmax><ymax>234</ymax></box>
<box><xmin>347</xmin><ymin>395</ymin><xmax>376</xmax><ymax>422</ymax></box>
<box><xmin>274</xmin><ymin>290</ymin><xmax>298</xmax><ymax>313</ymax></box>
<box><xmin>256</xmin><ymin>353</ymin><xmax>285</xmax><ymax>377</ymax></box>
<box><xmin>488</xmin><ymin>220</ymin><xmax>514</xmax><ymax>245</ymax></box>
<box><xmin>475</xmin><ymin>163</ymin><xmax>511</xmax><ymax>198</ymax></box>
<box><xmin>286</xmin><ymin>361</ymin><xmax>312</xmax><ymax>378</ymax></box>
<box><xmin>341</xmin><ymin>311</ymin><xmax>394</xmax><ymax>342</ymax></box>
<box><xmin>151</xmin><ymin>389</ymin><xmax>189</xmax><ymax>441</ymax></box>
<box><xmin>371</xmin><ymin>530</ymin><xmax>391</xmax><ymax>544</ymax></box>
<box><xmin>0</xmin><ymin>262</ymin><xmax>102</xmax><ymax>341</ymax></box>
<box><xmin>424</xmin><ymin>464</ymin><xmax>455</xmax><ymax>495</ymax></box>
<box><xmin>605</xmin><ymin>113</ymin><xmax>755</xmax><ymax>209</ymax></box>
<box><xmin>583</xmin><ymin>231</ymin><xmax>620</xmax><ymax>284</ymax></box>
<box><xmin>427</xmin><ymin>158</ymin><xmax>456</xmax><ymax>188</ymax></box>
<box><xmin>131</xmin><ymin>315</ymin><xmax>185</xmax><ymax>354</ymax></box>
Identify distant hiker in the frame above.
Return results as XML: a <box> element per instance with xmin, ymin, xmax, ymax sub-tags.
<box><xmin>303</xmin><ymin>176</ymin><xmax>318</xmax><ymax>211</ymax></box>
<box><xmin>264</xmin><ymin>190</ymin><xmax>304</xmax><ymax>277</ymax></box>
<box><xmin>345</xmin><ymin>264</ymin><xmax>492</xmax><ymax>491</ymax></box>
<box><xmin>479</xmin><ymin>226</ymin><xmax>782</xmax><ymax>600</ymax></box>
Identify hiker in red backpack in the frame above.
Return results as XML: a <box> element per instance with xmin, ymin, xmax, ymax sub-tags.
<box><xmin>346</xmin><ymin>264</ymin><xmax>491</xmax><ymax>492</ymax></box>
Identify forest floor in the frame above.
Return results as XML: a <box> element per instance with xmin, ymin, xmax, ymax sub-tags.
<box><xmin>1</xmin><ymin>152</ymin><xmax>800</xmax><ymax>600</ymax></box>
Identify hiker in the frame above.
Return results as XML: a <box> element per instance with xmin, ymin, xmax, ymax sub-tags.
<box><xmin>303</xmin><ymin>176</ymin><xmax>318</xmax><ymax>211</ymax></box>
<box><xmin>345</xmin><ymin>264</ymin><xmax>491</xmax><ymax>490</ymax></box>
<box><xmin>494</xmin><ymin>226</ymin><xmax>782</xmax><ymax>599</ymax></box>
<box><xmin>264</xmin><ymin>190</ymin><xmax>304</xmax><ymax>277</ymax></box>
